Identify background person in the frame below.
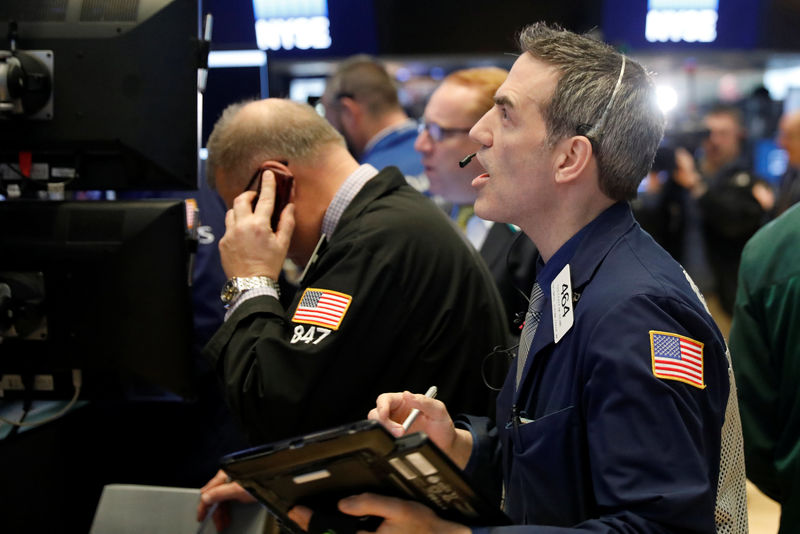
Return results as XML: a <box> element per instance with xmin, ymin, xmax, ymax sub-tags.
<box><xmin>321</xmin><ymin>55</ymin><xmax>427</xmax><ymax>192</ymax></box>
<box><xmin>414</xmin><ymin>66</ymin><xmax>538</xmax><ymax>334</ymax></box>
<box><xmin>729</xmin><ymin>202</ymin><xmax>800</xmax><ymax>534</ymax></box>
<box><xmin>774</xmin><ymin>109</ymin><xmax>800</xmax><ymax>215</ymax></box>
<box><xmin>674</xmin><ymin>104</ymin><xmax>775</xmax><ymax>320</ymax></box>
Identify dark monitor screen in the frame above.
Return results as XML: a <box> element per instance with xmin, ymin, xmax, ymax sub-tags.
<box><xmin>0</xmin><ymin>0</ymin><xmax>201</xmax><ymax>192</ymax></box>
<box><xmin>0</xmin><ymin>199</ymin><xmax>195</xmax><ymax>400</ymax></box>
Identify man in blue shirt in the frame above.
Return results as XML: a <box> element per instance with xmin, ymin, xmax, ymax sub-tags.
<box><xmin>291</xmin><ymin>22</ymin><xmax>749</xmax><ymax>534</ymax></box>
<box><xmin>322</xmin><ymin>55</ymin><xmax>427</xmax><ymax>193</ymax></box>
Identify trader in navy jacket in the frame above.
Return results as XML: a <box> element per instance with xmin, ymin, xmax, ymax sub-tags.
<box><xmin>291</xmin><ymin>22</ymin><xmax>749</xmax><ymax>534</ymax></box>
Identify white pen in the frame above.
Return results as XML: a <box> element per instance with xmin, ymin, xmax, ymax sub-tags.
<box><xmin>401</xmin><ymin>385</ymin><xmax>437</xmax><ymax>432</ymax></box>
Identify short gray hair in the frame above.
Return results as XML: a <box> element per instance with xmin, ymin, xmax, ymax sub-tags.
<box><xmin>206</xmin><ymin>98</ymin><xmax>345</xmax><ymax>190</ymax></box>
<box><xmin>518</xmin><ymin>23</ymin><xmax>665</xmax><ymax>201</ymax></box>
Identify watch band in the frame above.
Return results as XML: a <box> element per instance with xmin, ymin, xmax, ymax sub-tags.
<box><xmin>221</xmin><ymin>275</ymin><xmax>280</xmax><ymax>308</ymax></box>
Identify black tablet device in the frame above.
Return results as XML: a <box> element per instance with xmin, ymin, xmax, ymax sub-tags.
<box><xmin>220</xmin><ymin>419</ymin><xmax>510</xmax><ymax>533</ymax></box>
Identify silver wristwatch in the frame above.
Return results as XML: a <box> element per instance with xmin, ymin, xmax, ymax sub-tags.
<box><xmin>220</xmin><ymin>276</ymin><xmax>280</xmax><ymax>307</ymax></box>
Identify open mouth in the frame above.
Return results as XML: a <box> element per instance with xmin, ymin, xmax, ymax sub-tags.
<box><xmin>471</xmin><ymin>172</ymin><xmax>490</xmax><ymax>188</ymax></box>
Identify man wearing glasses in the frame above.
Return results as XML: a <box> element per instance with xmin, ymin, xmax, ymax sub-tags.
<box><xmin>197</xmin><ymin>97</ymin><xmax>509</xmax><ymax>528</ymax></box>
<box><xmin>415</xmin><ymin>67</ymin><xmax>538</xmax><ymax>334</ymax></box>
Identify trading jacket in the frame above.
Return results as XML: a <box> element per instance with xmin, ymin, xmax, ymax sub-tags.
<box><xmin>730</xmin><ymin>203</ymin><xmax>800</xmax><ymax>534</ymax></box>
<box><xmin>205</xmin><ymin>167</ymin><xmax>509</xmax><ymax>445</ymax></box>
<box><xmin>461</xmin><ymin>202</ymin><xmax>747</xmax><ymax>533</ymax></box>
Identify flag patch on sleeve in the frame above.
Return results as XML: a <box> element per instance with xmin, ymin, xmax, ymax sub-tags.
<box><xmin>649</xmin><ymin>330</ymin><xmax>705</xmax><ymax>389</ymax></box>
<box><xmin>292</xmin><ymin>288</ymin><xmax>352</xmax><ymax>330</ymax></box>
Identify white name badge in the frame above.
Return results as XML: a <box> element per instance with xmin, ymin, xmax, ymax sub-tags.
<box><xmin>551</xmin><ymin>264</ymin><xmax>574</xmax><ymax>344</ymax></box>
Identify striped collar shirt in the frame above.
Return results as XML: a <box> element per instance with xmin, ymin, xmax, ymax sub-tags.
<box><xmin>321</xmin><ymin>163</ymin><xmax>379</xmax><ymax>237</ymax></box>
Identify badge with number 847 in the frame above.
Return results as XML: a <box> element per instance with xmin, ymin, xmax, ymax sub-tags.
<box><xmin>290</xmin><ymin>325</ymin><xmax>332</xmax><ymax>345</ymax></box>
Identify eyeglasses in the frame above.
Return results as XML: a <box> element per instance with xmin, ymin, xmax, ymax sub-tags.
<box><xmin>417</xmin><ymin>120</ymin><xmax>472</xmax><ymax>143</ymax></box>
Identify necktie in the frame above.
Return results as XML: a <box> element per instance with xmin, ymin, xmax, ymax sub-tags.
<box><xmin>516</xmin><ymin>281</ymin><xmax>544</xmax><ymax>389</ymax></box>
<box><xmin>455</xmin><ymin>205</ymin><xmax>475</xmax><ymax>230</ymax></box>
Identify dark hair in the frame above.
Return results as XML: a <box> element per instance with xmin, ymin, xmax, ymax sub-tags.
<box><xmin>324</xmin><ymin>54</ymin><xmax>402</xmax><ymax>117</ymax></box>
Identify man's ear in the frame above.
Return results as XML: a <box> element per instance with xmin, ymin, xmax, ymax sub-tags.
<box><xmin>259</xmin><ymin>159</ymin><xmax>292</xmax><ymax>177</ymax></box>
<box><xmin>338</xmin><ymin>96</ymin><xmax>362</xmax><ymax>129</ymax></box>
<box><xmin>554</xmin><ymin>135</ymin><xmax>594</xmax><ymax>184</ymax></box>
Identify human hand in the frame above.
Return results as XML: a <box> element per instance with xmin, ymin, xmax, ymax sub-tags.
<box><xmin>338</xmin><ymin>493</ymin><xmax>470</xmax><ymax>534</ymax></box>
<box><xmin>368</xmin><ymin>391</ymin><xmax>473</xmax><ymax>469</ymax></box>
<box><xmin>287</xmin><ymin>495</ymin><xmax>470</xmax><ymax>534</ymax></box>
<box><xmin>219</xmin><ymin>170</ymin><xmax>295</xmax><ymax>280</ymax></box>
<box><xmin>196</xmin><ymin>469</ymin><xmax>256</xmax><ymax>532</ymax></box>
<box><xmin>673</xmin><ymin>147</ymin><xmax>703</xmax><ymax>193</ymax></box>
<box><xmin>751</xmin><ymin>181</ymin><xmax>775</xmax><ymax>211</ymax></box>
<box><xmin>287</xmin><ymin>505</ymin><xmax>314</xmax><ymax>531</ymax></box>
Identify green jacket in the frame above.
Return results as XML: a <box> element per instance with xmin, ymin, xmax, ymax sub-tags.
<box><xmin>730</xmin><ymin>202</ymin><xmax>800</xmax><ymax>534</ymax></box>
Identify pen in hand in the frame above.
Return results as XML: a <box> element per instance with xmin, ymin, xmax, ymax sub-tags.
<box><xmin>402</xmin><ymin>385</ymin><xmax>437</xmax><ymax>432</ymax></box>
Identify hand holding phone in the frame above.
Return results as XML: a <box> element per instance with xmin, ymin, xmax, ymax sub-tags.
<box><xmin>250</xmin><ymin>162</ymin><xmax>294</xmax><ymax>230</ymax></box>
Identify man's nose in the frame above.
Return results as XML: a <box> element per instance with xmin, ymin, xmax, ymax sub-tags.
<box><xmin>414</xmin><ymin>130</ymin><xmax>432</xmax><ymax>153</ymax></box>
<box><xmin>470</xmin><ymin>114</ymin><xmax>491</xmax><ymax>147</ymax></box>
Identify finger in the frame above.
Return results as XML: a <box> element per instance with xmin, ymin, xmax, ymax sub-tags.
<box><xmin>200</xmin><ymin>469</ymin><xmax>230</xmax><ymax>493</ymax></box>
<box><xmin>253</xmin><ymin>170</ymin><xmax>276</xmax><ymax>219</ymax></box>
<box><xmin>232</xmin><ymin>190</ymin><xmax>259</xmax><ymax>219</ymax></box>
<box><xmin>403</xmin><ymin>390</ymin><xmax>445</xmax><ymax>416</ymax></box>
<box><xmin>374</xmin><ymin>392</ymin><xmax>404</xmax><ymax>419</ymax></box>
<box><xmin>368</xmin><ymin>404</ymin><xmax>402</xmax><ymax>437</ymax></box>
<box><xmin>213</xmin><ymin>502</ymin><xmax>231</xmax><ymax>532</ymax></box>
<box><xmin>196</xmin><ymin>500</ymin><xmax>209</xmax><ymax>522</ymax></box>
<box><xmin>275</xmin><ymin>202</ymin><xmax>296</xmax><ymax>247</ymax></box>
<box><xmin>201</xmin><ymin>481</ymin><xmax>256</xmax><ymax>506</ymax></box>
<box><xmin>372</xmin><ymin>393</ymin><xmax>408</xmax><ymax>435</ymax></box>
<box><xmin>338</xmin><ymin>493</ymin><xmax>412</xmax><ymax>521</ymax></box>
<box><xmin>287</xmin><ymin>505</ymin><xmax>313</xmax><ymax>531</ymax></box>
<box><xmin>223</xmin><ymin>207</ymin><xmax>235</xmax><ymax>232</ymax></box>
<box><xmin>198</xmin><ymin>470</ymin><xmax>232</xmax><ymax>520</ymax></box>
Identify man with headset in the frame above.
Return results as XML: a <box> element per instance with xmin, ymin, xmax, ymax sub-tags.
<box><xmin>292</xmin><ymin>23</ymin><xmax>748</xmax><ymax>533</ymax></box>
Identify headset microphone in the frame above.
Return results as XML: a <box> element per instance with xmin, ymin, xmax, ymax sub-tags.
<box><xmin>458</xmin><ymin>152</ymin><xmax>477</xmax><ymax>168</ymax></box>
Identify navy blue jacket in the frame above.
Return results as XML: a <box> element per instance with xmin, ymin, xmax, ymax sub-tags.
<box><xmin>462</xmin><ymin>203</ymin><xmax>738</xmax><ymax>533</ymax></box>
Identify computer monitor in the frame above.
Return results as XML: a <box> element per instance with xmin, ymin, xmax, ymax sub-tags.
<box><xmin>0</xmin><ymin>199</ymin><xmax>196</xmax><ymax>400</ymax></box>
<box><xmin>0</xmin><ymin>0</ymin><xmax>201</xmax><ymax>192</ymax></box>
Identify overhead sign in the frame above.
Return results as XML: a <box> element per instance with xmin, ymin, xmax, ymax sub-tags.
<box><xmin>646</xmin><ymin>0</ymin><xmax>719</xmax><ymax>43</ymax></box>
<box><xmin>252</xmin><ymin>0</ymin><xmax>332</xmax><ymax>51</ymax></box>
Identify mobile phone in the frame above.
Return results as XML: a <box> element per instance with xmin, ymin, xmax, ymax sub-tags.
<box><xmin>251</xmin><ymin>164</ymin><xmax>294</xmax><ymax>230</ymax></box>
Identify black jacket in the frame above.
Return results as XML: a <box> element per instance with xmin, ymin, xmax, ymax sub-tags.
<box><xmin>478</xmin><ymin>223</ymin><xmax>538</xmax><ymax>334</ymax></box>
<box><xmin>698</xmin><ymin>159</ymin><xmax>768</xmax><ymax>313</ymax></box>
<box><xmin>204</xmin><ymin>167</ymin><xmax>510</xmax><ymax>445</ymax></box>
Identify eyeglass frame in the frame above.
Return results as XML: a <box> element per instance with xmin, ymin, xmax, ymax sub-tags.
<box><xmin>417</xmin><ymin>120</ymin><xmax>472</xmax><ymax>143</ymax></box>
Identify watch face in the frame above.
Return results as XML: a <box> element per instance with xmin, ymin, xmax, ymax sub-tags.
<box><xmin>221</xmin><ymin>278</ymin><xmax>239</xmax><ymax>303</ymax></box>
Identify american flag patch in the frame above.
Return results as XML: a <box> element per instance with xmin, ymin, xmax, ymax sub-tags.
<box><xmin>292</xmin><ymin>288</ymin><xmax>352</xmax><ymax>330</ymax></box>
<box><xmin>650</xmin><ymin>331</ymin><xmax>705</xmax><ymax>389</ymax></box>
